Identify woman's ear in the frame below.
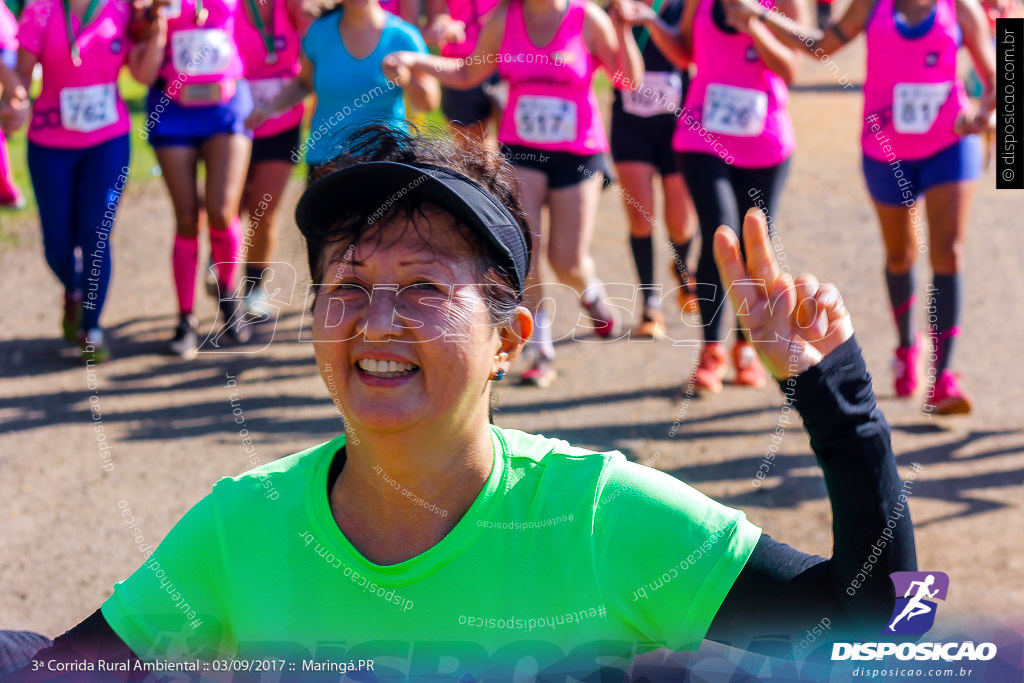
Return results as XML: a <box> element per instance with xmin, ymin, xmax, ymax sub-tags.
<box><xmin>497</xmin><ymin>306</ymin><xmax>533</xmax><ymax>362</ymax></box>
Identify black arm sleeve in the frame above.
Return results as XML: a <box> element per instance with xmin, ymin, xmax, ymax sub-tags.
<box><xmin>705</xmin><ymin>335</ymin><xmax>917</xmax><ymax>647</ymax></box>
<box><xmin>7</xmin><ymin>610</ymin><xmax>142</xmax><ymax>682</ymax></box>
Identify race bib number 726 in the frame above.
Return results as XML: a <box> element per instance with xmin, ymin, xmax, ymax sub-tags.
<box><xmin>702</xmin><ymin>84</ymin><xmax>768</xmax><ymax>137</ymax></box>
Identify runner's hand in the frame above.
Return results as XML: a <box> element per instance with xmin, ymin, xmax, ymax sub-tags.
<box><xmin>610</xmin><ymin>0</ymin><xmax>656</xmax><ymax>26</ymax></box>
<box><xmin>382</xmin><ymin>54</ymin><xmax>413</xmax><ymax>86</ymax></box>
<box><xmin>130</xmin><ymin>0</ymin><xmax>169</xmax><ymax>40</ymax></box>
<box><xmin>724</xmin><ymin>0</ymin><xmax>761</xmax><ymax>30</ymax></box>
<box><xmin>245</xmin><ymin>107</ymin><xmax>270</xmax><ymax>130</ymax></box>
<box><xmin>1</xmin><ymin>95</ymin><xmax>30</xmax><ymax>135</ymax></box>
<box><xmin>713</xmin><ymin>209</ymin><xmax>855</xmax><ymax>380</ymax></box>
<box><xmin>442</xmin><ymin>19</ymin><xmax>466</xmax><ymax>44</ymax></box>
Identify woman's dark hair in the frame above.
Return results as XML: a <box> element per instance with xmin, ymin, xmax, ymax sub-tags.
<box><xmin>300</xmin><ymin>123</ymin><xmax>533</xmax><ymax>328</ymax></box>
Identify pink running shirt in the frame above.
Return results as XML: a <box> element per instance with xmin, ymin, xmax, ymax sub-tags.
<box><xmin>672</xmin><ymin>0</ymin><xmax>795</xmax><ymax>168</ymax></box>
<box><xmin>236</xmin><ymin>0</ymin><xmax>304</xmax><ymax>138</ymax></box>
<box><xmin>17</xmin><ymin>0</ymin><xmax>132</xmax><ymax>149</ymax></box>
<box><xmin>440</xmin><ymin>0</ymin><xmax>503</xmax><ymax>59</ymax></box>
<box><xmin>497</xmin><ymin>0</ymin><xmax>607</xmax><ymax>155</ymax></box>
<box><xmin>160</xmin><ymin>0</ymin><xmax>245</xmax><ymax>103</ymax></box>
<box><xmin>862</xmin><ymin>0</ymin><xmax>969</xmax><ymax>161</ymax></box>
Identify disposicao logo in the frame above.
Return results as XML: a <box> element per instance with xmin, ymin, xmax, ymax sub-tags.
<box><xmin>885</xmin><ymin>571</ymin><xmax>949</xmax><ymax>635</ymax></box>
<box><xmin>831</xmin><ymin>571</ymin><xmax>997</xmax><ymax>662</ymax></box>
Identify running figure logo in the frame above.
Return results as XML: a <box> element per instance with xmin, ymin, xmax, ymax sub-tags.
<box><xmin>884</xmin><ymin>571</ymin><xmax>950</xmax><ymax>635</ymax></box>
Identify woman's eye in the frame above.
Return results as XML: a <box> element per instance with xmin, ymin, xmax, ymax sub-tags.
<box><xmin>407</xmin><ymin>281</ymin><xmax>440</xmax><ymax>291</ymax></box>
<box><xmin>329</xmin><ymin>282</ymin><xmax>369</xmax><ymax>296</ymax></box>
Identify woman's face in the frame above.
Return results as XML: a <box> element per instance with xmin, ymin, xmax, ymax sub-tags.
<box><xmin>312</xmin><ymin>210</ymin><xmax>507</xmax><ymax>437</ymax></box>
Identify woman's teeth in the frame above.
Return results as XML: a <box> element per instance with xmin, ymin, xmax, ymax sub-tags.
<box><xmin>357</xmin><ymin>358</ymin><xmax>419</xmax><ymax>378</ymax></box>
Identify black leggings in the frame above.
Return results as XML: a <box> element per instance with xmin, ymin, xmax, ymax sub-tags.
<box><xmin>679</xmin><ymin>152</ymin><xmax>791</xmax><ymax>343</ymax></box>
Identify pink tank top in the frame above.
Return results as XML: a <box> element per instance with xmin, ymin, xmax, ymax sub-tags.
<box><xmin>160</xmin><ymin>0</ymin><xmax>245</xmax><ymax>103</ymax></box>
<box><xmin>672</xmin><ymin>0</ymin><xmax>794</xmax><ymax>167</ymax></box>
<box><xmin>380</xmin><ymin>0</ymin><xmax>401</xmax><ymax>17</ymax></box>
<box><xmin>236</xmin><ymin>0</ymin><xmax>304</xmax><ymax>137</ymax></box>
<box><xmin>440</xmin><ymin>0</ymin><xmax>503</xmax><ymax>59</ymax></box>
<box><xmin>16</xmin><ymin>0</ymin><xmax>132</xmax><ymax>149</ymax></box>
<box><xmin>497</xmin><ymin>0</ymin><xmax>607</xmax><ymax>154</ymax></box>
<box><xmin>862</xmin><ymin>0</ymin><xmax>968</xmax><ymax>161</ymax></box>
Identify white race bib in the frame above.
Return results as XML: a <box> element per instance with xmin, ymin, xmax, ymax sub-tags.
<box><xmin>513</xmin><ymin>95</ymin><xmax>577</xmax><ymax>144</ymax></box>
<box><xmin>162</xmin><ymin>0</ymin><xmax>182</xmax><ymax>18</ymax></box>
<box><xmin>171</xmin><ymin>28</ymin><xmax>232</xmax><ymax>76</ymax></box>
<box><xmin>59</xmin><ymin>83</ymin><xmax>118</xmax><ymax>133</ymax></box>
<box><xmin>893</xmin><ymin>82</ymin><xmax>953</xmax><ymax>134</ymax></box>
<box><xmin>248</xmin><ymin>76</ymin><xmax>291</xmax><ymax>109</ymax></box>
<box><xmin>622</xmin><ymin>71</ymin><xmax>683</xmax><ymax>118</ymax></box>
<box><xmin>702</xmin><ymin>84</ymin><xmax>768</xmax><ymax>137</ymax></box>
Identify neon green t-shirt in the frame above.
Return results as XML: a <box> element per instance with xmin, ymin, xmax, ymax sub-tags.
<box><xmin>102</xmin><ymin>426</ymin><xmax>762</xmax><ymax>679</ymax></box>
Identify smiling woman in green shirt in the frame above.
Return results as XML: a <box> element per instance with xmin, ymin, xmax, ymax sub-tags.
<box><xmin>6</xmin><ymin>124</ymin><xmax>915</xmax><ymax>681</ymax></box>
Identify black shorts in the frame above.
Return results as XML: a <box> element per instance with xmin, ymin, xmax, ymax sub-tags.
<box><xmin>441</xmin><ymin>74</ymin><xmax>500</xmax><ymax>127</ymax></box>
<box><xmin>501</xmin><ymin>144</ymin><xmax>613</xmax><ymax>190</ymax></box>
<box><xmin>251</xmin><ymin>124</ymin><xmax>302</xmax><ymax>164</ymax></box>
<box><xmin>610</xmin><ymin>111</ymin><xmax>681</xmax><ymax>177</ymax></box>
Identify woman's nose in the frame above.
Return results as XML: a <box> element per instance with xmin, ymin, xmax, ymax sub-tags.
<box><xmin>362</xmin><ymin>284</ymin><xmax>401</xmax><ymax>342</ymax></box>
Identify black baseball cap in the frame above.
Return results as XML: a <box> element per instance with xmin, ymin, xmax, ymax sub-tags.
<box><xmin>295</xmin><ymin>161</ymin><xmax>531</xmax><ymax>296</ymax></box>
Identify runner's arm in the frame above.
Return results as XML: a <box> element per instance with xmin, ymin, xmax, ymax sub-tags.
<box><xmin>287</xmin><ymin>0</ymin><xmax>314</xmax><ymax>36</ymax></box>
<box><xmin>957</xmin><ymin>0</ymin><xmax>997</xmax><ymax>130</ymax></box>
<box><xmin>423</xmin><ymin>0</ymin><xmax>452</xmax><ymax>47</ymax></box>
<box><xmin>706</xmin><ymin>336</ymin><xmax>918</xmax><ymax>647</ymax></box>
<box><xmin>725</xmin><ymin>0</ymin><xmax>874</xmax><ymax>55</ymax></box>
<box><xmin>587</xmin><ymin>0</ymin><xmax>645</xmax><ymax>86</ymax></box>
<box><xmin>0</xmin><ymin>48</ymin><xmax>34</xmax><ymax>134</ymax></box>
<box><xmin>400</xmin><ymin>0</ymin><xmax>422</xmax><ymax>26</ymax></box>
<box><xmin>741</xmin><ymin>0</ymin><xmax>805</xmax><ymax>84</ymax></box>
<box><xmin>391</xmin><ymin>4</ymin><xmax>506</xmax><ymax>89</ymax></box>
<box><xmin>5</xmin><ymin>611</ymin><xmax>142</xmax><ymax>682</ymax></box>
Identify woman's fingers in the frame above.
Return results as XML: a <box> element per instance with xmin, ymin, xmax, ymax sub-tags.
<box><xmin>741</xmin><ymin>208</ymin><xmax>781</xmax><ymax>287</ymax></box>
<box><xmin>713</xmin><ymin>225</ymin><xmax>764</xmax><ymax>318</ymax></box>
<box><xmin>793</xmin><ymin>273</ymin><xmax>819</xmax><ymax>331</ymax></box>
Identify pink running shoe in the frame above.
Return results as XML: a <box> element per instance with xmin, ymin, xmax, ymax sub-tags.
<box><xmin>892</xmin><ymin>337</ymin><xmax>921</xmax><ymax>398</ymax></box>
<box><xmin>581</xmin><ymin>297</ymin><xmax>621</xmax><ymax>339</ymax></box>
<box><xmin>927</xmin><ymin>370</ymin><xmax>972</xmax><ymax>415</ymax></box>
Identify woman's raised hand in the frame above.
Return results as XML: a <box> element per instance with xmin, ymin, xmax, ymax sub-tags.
<box><xmin>713</xmin><ymin>209</ymin><xmax>855</xmax><ymax>380</ymax></box>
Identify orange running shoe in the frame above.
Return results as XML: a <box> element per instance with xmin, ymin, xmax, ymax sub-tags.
<box><xmin>691</xmin><ymin>342</ymin><xmax>728</xmax><ymax>393</ymax></box>
<box><xmin>670</xmin><ymin>264</ymin><xmax>699</xmax><ymax>314</ymax></box>
<box><xmin>732</xmin><ymin>340</ymin><xmax>767</xmax><ymax>388</ymax></box>
<box><xmin>636</xmin><ymin>307</ymin><xmax>666</xmax><ymax>339</ymax></box>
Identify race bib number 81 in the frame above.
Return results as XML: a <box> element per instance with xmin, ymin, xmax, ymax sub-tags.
<box><xmin>513</xmin><ymin>95</ymin><xmax>577</xmax><ymax>144</ymax></box>
<box><xmin>703</xmin><ymin>84</ymin><xmax>768</xmax><ymax>137</ymax></box>
<box><xmin>893</xmin><ymin>82</ymin><xmax>952</xmax><ymax>134</ymax></box>
<box><xmin>59</xmin><ymin>83</ymin><xmax>118</xmax><ymax>133</ymax></box>
<box><xmin>172</xmin><ymin>28</ymin><xmax>232</xmax><ymax>76</ymax></box>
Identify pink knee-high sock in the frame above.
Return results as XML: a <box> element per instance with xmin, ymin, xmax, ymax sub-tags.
<box><xmin>0</xmin><ymin>128</ymin><xmax>20</xmax><ymax>200</ymax></box>
<box><xmin>209</xmin><ymin>217</ymin><xmax>242</xmax><ymax>296</ymax></box>
<box><xmin>172</xmin><ymin>235</ymin><xmax>200</xmax><ymax>315</ymax></box>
